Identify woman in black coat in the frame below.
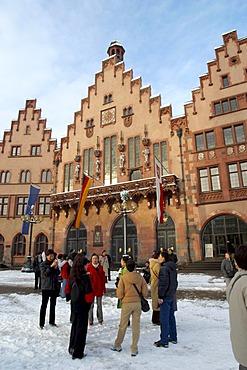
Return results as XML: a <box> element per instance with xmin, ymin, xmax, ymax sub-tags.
<box><xmin>68</xmin><ymin>254</ymin><xmax>94</xmax><ymax>360</ymax></box>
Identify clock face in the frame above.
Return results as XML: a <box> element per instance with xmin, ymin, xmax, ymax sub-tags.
<box><xmin>101</xmin><ymin>108</ymin><xmax>115</xmax><ymax>126</ymax></box>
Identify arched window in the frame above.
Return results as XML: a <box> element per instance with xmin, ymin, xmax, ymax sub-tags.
<box><xmin>25</xmin><ymin>126</ymin><xmax>31</xmax><ymax>134</ymax></box>
<box><xmin>0</xmin><ymin>171</ymin><xmax>10</xmax><ymax>183</ymax></box>
<box><xmin>13</xmin><ymin>234</ymin><xmax>26</xmax><ymax>256</ymax></box>
<box><xmin>34</xmin><ymin>233</ymin><xmax>48</xmax><ymax>255</ymax></box>
<box><xmin>202</xmin><ymin>215</ymin><xmax>247</xmax><ymax>258</ymax></box>
<box><xmin>156</xmin><ymin>215</ymin><xmax>176</xmax><ymax>251</ymax></box>
<box><xmin>20</xmin><ymin>170</ymin><xmax>31</xmax><ymax>183</ymax></box>
<box><xmin>111</xmin><ymin>216</ymin><xmax>138</xmax><ymax>264</ymax></box>
<box><xmin>67</xmin><ymin>222</ymin><xmax>87</xmax><ymax>254</ymax></box>
<box><xmin>41</xmin><ymin>170</ymin><xmax>52</xmax><ymax>183</ymax></box>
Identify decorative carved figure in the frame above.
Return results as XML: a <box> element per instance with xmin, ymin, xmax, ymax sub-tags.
<box><xmin>119</xmin><ymin>152</ymin><xmax>125</xmax><ymax>169</ymax></box>
<box><xmin>143</xmin><ymin>148</ymin><xmax>150</xmax><ymax>164</ymax></box>
<box><xmin>75</xmin><ymin>164</ymin><xmax>80</xmax><ymax>179</ymax></box>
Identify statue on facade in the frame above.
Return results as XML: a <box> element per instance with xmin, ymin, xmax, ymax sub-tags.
<box><xmin>119</xmin><ymin>152</ymin><xmax>125</xmax><ymax>169</ymax></box>
<box><xmin>95</xmin><ymin>158</ymin><xmax>101</xmax><ymax>174</ymax></box>
<box><xmin>143</xmin><ymin>148</ymin><xmax>150</xmax><ymax>164</ymax></box>
<box><xmin>75</xmin><ymin>164</ymin><xmax>81</xmax><ymax>180</ymax></box>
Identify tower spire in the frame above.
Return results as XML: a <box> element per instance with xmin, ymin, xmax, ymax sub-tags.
<box><xmin>107</xmin><ymin>40</ymin><xmax>125</xmax><ymax>62</ymax></box>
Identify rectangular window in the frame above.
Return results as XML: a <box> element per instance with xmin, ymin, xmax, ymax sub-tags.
<box><xmin>199</xmin><ymin>169</ymin><xmax>209</xmax><ymax>192</ymax></box>
<box><xmin>195</xmin><ymin>131</ymin><xmax>216</xmax><ymax>152</ymax></box>
<box><xmin>214</xmin><ymin>102</ymin><xmax>221</xmax><ymax>115</ymax></box>
<box><xmin>240</xmin><ymin>162</ymin><xmax>247</xmax><ymax>187</ymax></box>
<box><xmin>0</xmin><ymin>197</ymin><xmax>8</xmax><ymax>216</ymax></box>
<box><xmin>199</xmin><ymin>167</ymin><xmax>220</xmax><ymax>192</ymax></box>
<box><xmin>235</xmin><ymin>124</ymin><xmax>245</xmax><ymax>143</ymax></box>
<box><xmin>222</xmin><ymin>75</ymin><xmax>229</xmax><ymax>88</ymax></box>
<box><xmin>31</xmin><ymin>145</ymin><xmax>41</xmax><ymax>156</ymax></box>
<box><xmin>16</xmin><ymin>197</ymin><xmax>28</xmax><ymax>216</ymax></box>
<box><xmin>228</xmin><ymin>164</ymin><xmax>240</xmax><ymax>188</ymax></box>
<box><xmin>223</xmin><ymin>124</ymin><xmax>245</xmax><ymax>146</ymax></box>
<box><xmin>38</xmin><ymin>196</ymin><xmax>50</xmax><ymax>215</ymax></box>
<box><xmin>83</xmin><ymin>148</ymin><xmax>94</xmax><ymax>177</ymax></box>
<box><xmin>230</xmin><ymin>98</ymin><xmax>237</xmax><ymax>111</ymax></box>
<box><xmin>104</xmin><ymin>136</ymin><xmax>117</xmax><ymax>185</ymax></box>
<box><xmin>206</xmin><ymin>131</ymin><xmax>216</xmax><ymax>149</ymax></box>
<box><xmin>210</xmin><ymin>167</ymin><xmax>221</xmax><ymax>191</ymax></box>
<box><xmin>213</xmin><ymin>97</ymin><xmax>238</xmax><ymax>115</ymax></box>
<box><xmin>195</xmin><ymin>134</ymin><xmax>204</xmax><ymax>151</ymax></box>
<box><xmin>153</xmin><ymin>141</ymin><xmax>168</xmax><ymax>173</ymax></box>
<box><xmin>128</xmin><ymin>136</ymin><xmax>141</xmax><ymax>168</ymax></box>
<box><xmin>222</xmin><ymin>100</ymin><xmax>229</xmax><ymax>113</ymax></box>
<box><xmin>223</xmin><ymin>127</ymin><xmax>233</xmax><ymax>145</ymax></box>
<box><xmin>11</xmin><ymin>146</ymin><xmax>21</xmax><ymax>156</ymax></box>
<box><xmin>64</xmin><ymin>163</ymin><xmax>74</xmax><ymax>192</ymax></box>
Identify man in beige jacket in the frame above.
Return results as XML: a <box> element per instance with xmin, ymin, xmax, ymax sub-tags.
<box><xmin>111</xmin><ymin>259</ymin><xmax>148</xmax><ymax>356</ymax></box>
<box><xmin>226</xmin><ymin>244</ymin><xmax>247</xmax><ymax>370</ymax></box>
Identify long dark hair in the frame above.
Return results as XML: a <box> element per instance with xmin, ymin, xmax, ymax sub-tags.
<box><xmin>70</xmin><ymin>254</ymin><xmax>90</xmax><ymax>284</ymax></box>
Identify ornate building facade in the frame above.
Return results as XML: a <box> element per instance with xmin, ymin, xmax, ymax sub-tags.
<box><xmin>1</xmin><ymin>31</ymin><xmax>247</xmax><ymax>266</ymax></box>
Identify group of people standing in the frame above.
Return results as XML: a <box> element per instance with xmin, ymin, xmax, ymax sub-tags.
<box><xmin>37</xmin><ymin>246</ymin><xmax>178</xmax><ymax>360</ymax></box>
<box><xmin>37</xmin><ymin>248</ymin><xmax>111</xmax><ymax>359</ymax></box>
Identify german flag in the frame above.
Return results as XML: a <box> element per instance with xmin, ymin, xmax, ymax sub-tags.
<box><xmin>73</xmin><ymin>174</ymin><xmax>92</xmax><ymax>228</ymax></box>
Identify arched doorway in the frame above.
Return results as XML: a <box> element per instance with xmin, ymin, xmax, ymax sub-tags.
<box><xmin>202</xmin><ymin>214</ymin><xmax>247</xmax><ymax>258</ymax></box>
<box><xmin>67</xmin><ymin>222</ymin><xmax>87</xmax><ymax>254</ymax></box>
<box><xmin>34</xmin><ymin>233</ymin><xmax>48</xmax><ymax>255</ymax></box>
<box><xmin>111</xmin><ymin>216</ymin><xmax>137</xmax><ymax>264</ymax></box>
<box><xmin>156</xmin><ymin>215</ymin><xmax>176</xmax><ymax>251</ymax></box>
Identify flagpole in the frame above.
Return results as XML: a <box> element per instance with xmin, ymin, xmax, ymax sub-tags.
<box><xmin>153</xmin><ymin>156</ymin><xmax>169</xmax><ymax>174</ymax></box>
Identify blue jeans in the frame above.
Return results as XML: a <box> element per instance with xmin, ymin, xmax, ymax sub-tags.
<box><xmin>159</xmin><ymin>298</ymin><xmax>177</xmax><ymax>344</ymax></box>
<box><xmin>61</xmin><ymin>278</ymin><xmax>68</xmax><ymax>298</ymax></box>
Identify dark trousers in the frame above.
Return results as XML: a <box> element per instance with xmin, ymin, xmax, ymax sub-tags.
<box><xmin>39</xmin><ymin>290</ymin><xmax>57</xmax><ymax>327</ymax></box>
<box><xmin>152</xmin><ymin>310</ymin><xmax>160</xmax><ymax>325</ymax></box>
<box><xmin>160</xmin><ymin>298</ymin><xmax>177</xmax><ymax>344</ymax></box>
<box><xmin>69</xmin><ymin>308</ymin><xmax>89</xmax><ymax>358</ymax></box>
<box><xmin>34</xmin><ymin>271</ymin><xmax>41</xmax><ymax>289</ymax></box>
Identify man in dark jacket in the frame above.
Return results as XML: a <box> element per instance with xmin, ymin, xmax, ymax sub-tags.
<box><xmin>154</xmin><ymin>250</ymin><xmax>178</xmax><ymax>348</ymax></box>
<box><xmin>221</xmin><ymin>252</ymin><xmax>237</xmax><ymax>286</ymax></box>
<box><xmin>33</xmin><ymin>251</ymin><xmax>42</xmax><ymax>289</ymax></box>
<box><xmin>39</xmin><ymin>249</ymin><xmax>60</xmax><ymax>329</ymax></box>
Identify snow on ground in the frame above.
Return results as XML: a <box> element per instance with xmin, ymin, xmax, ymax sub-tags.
<box><xmin>0</xmin><ymin>270</ymin><xmax>236</xmax><ymax>370</ymax></box>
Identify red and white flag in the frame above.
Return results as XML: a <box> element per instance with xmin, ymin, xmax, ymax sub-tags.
<box><xmin>155</xmin><ymin>158</ymin><xmax>164</xmax><ymax>224</ymax></box>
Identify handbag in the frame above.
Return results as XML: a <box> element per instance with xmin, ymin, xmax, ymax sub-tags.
<box><xmin>133</xmin><ymin>283</ymin><xmax>150</xmax><ymax>312</ymax></box>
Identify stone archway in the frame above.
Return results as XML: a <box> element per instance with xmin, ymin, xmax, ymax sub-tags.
<box><xmin>202</xmin><ymin>214</ymin><xmax>247</xmax><ymax>258</ymax></box>
<box><xmin>66</xmin><ymin>222</ymin><xmax>87</xmax><ymax>254</ymax></box>
<box><xmin>111</xmin><ymin>215</ymin><xmax>137</xmax><ymax>264</ymax></box>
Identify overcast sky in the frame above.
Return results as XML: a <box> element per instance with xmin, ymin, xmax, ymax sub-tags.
<box><xmin>0</xmin><ymin>0</ymin><xmax>246</xmax><ymax>142</ymax></box>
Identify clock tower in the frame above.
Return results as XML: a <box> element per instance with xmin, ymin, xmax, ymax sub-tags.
<box><xmin>107</xmin><ymin>40</ymin><xmax>125</xmax><ymax>63</ymax></box>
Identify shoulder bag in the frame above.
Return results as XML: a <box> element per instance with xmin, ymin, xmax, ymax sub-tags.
<box><xmin>133</xmin><ymin>283</ymin><xmax>150</xmax><ymax>312</ymax></box>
